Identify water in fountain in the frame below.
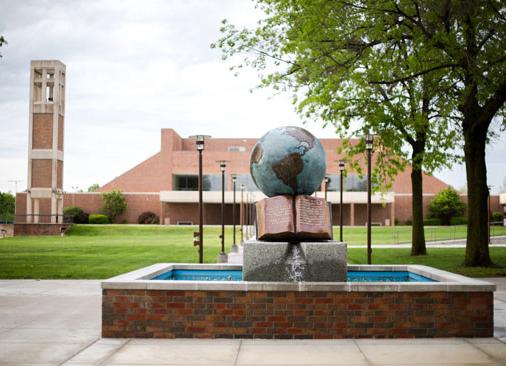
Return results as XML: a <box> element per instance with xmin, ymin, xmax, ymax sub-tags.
<box><xmin>286</xmin><ymin>243</ymin><xmax>307</xmax><ymax>282</ymax></box>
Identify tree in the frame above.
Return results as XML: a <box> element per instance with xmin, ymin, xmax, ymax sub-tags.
<box><xmin>88</xmin><ymin>183</ymin><xmax>100</xmax><ymax>192</ymax></box>
<box><xmin>213</xmin><ymin>0</ymin><xmax>461</xmax><ymax>256</ymax></box>
<box><xmin>0</xmin><ymin>192</ymin><xmax>15</xmax><ymax>222</ymax></box>
<box><xmin>101</xmin><ymin>190</ymin><xmax>127</xmax><ymax>223</ymax></box>
<box><xmin>214</xmin><ymin>0</ymin><xmax>506</xmax><ymax>266</ymax></box>
<box><xmin>429</xmin><ymin>187</ymin><xmax>466</xmax><ymax>225</ymax></box>
<box><xmin>0</xmin><ymin>35</ymin><xmax>6</xmax><ymax>57</ymax></box>
<box><xmin>370</xmin><ymin>1</ymin><xmax>506</xmax><ymax>266</ymax></box>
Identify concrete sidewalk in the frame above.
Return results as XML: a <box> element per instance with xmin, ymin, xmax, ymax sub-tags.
<box><xmin>0</xmin><ymin>279</ymin><xmax>505</xmax><ymax>365</ymax></box>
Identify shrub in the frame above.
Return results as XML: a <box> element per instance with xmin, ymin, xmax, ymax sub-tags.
<box><xmin>405</xmin><ymin>219</ymin><xmax>412</xmax><ymax>225</ymax></box>
<box><xmin>63</xmin><ymin>206</ymin><xmax>89</xmax><ymax>224</ymax></box>
<box><xmin>450</xmin><ymin>216</ymin><xmax>467</xmax><ymax>225</ymax></box>
<box><xmin>492</xmin><ymin>211</ymin><xmax>504</xmax><ymax>223</ymax></box>
<box><xmin>429</xmin><ymin>187</ymin><xmax>466</xmax><ymax>225</ymax></box>
<box><xmin>423</xmin><ymin>218</ymin><xmax>441</xmax><ymax>226</ymax></box>
<box><xmin>0</xmin><ymin>191</ymin><xmax>15</xmax><ymax>223</ymax></box>
<box><xmin>138</xmin><ymin>211</ymin><xmax>160</xmax><ymax>224</ymax></box>
<box><xmin>89</xmin><ymin>214</ymin><xmax>109</xmax><ymax>224</ymax></box>
<box><xmin>101</xmin><ymin>190</ymin><xmax>127</xmax><ymax>223</ymax></box>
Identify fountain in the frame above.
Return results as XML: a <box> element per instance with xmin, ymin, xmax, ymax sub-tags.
<box><xmin>101</xmin><ymin>127</ymin><xmax>495</xmax><ymax>339</ymax></box>
<box><xmin>244</xmin><ymin>126</ymin><xmax>347</xmax><ymax>282</ymax></box>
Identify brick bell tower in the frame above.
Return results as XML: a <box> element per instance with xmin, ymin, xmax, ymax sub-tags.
<box><xmin>26</xmin><ymin>60</ymin><xmax>66</xmax><ymax>223</ymax></box>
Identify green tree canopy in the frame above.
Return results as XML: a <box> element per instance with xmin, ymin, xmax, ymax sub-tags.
<box><xmin>0</xmin><ymin>192</ymin><xmax>15</xmax><ymax>222</ymax></box>
<box><xmin>213</xmin><ymin>0</ymin><xmax>463</xmax><ymax>256</ymax></box>
<box><xmin>0</xmin><ymin>35</ymin><xmax>6</xmax><ymax>57</ymax></box>
<box><xmin>214</xmin><ymin>0</ymin><xmax>506</xmax><ymax>266</ymax></box>
<box><xmin>429</xmin><ymin>187</ymin><xmax>466</xmax><ymax>226</ymax></box>
<box><xmin>88</xmin><ymin>183</ymin><xmax>100</xmax><ymax>192</ymax></box>
<box><xmin>101</xmin><ymin>190</ymin><xmax>127</xmax><ymax>223</ymax></box>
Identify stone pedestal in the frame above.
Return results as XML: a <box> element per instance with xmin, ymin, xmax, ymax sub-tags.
<box><xmin>243</xmin><ymin>240</ymin><xmax>347</xmax><ymax>282</ymax></box>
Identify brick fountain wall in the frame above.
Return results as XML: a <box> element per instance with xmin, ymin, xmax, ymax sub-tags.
<box><xmin>102</xmin><ymin>289</ymin><xmax>493</xmax><ymax>339</ymax></box>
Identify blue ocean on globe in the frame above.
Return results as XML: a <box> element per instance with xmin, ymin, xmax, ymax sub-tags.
<box><xmin>250</xmin><ymin>126</ymin><xmax>326</xmax><ymax>197</ymax></box>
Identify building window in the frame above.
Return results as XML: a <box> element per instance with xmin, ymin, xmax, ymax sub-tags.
<box><xmin>235</xmin><ymin>174</ymin><xmax>258</xmax><ymax>191</ymax></box>
<box><xmin>228</xmin><ymin>146</ymin><xmax>247</xmax><ymax>152</ymax></box>
<box><xmin>345</xmin><ymin>174</ymin><xmax>368</xmax><ymax>192</ymax></box>
<box><xmin>326</xmin><ymin>175</ymin><xmax>341</xmax><ymax>192</ymax></box>
<box><xmin>173</xmin><ymin>174</ymin><xmax>224</xmax><ymax>191</ymax></box>
<box><xmin>326</xmin><ymin>174</ymin><xmax>367</xmax><ymax>192</ymax></box>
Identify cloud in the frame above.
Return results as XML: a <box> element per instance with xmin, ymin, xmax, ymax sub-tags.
<box><xmin>0</xmin><ymin>0</ymin><xmax>504</xmax><ymax>194</ymax></box>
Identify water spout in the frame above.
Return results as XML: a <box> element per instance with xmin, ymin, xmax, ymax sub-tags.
<box><xmin>286</xmin><ymin>243</ymin><xmax>306</xmax><ymax>282</ymax></box>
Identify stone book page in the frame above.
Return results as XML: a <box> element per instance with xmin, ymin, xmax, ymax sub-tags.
<box><xmin>294</xmin><ymin>195</ymin><xmax>332</xmax><ymax>240</ymax></box>
<box><xmin>256</xmin><ymin>195</ymin><xmax>295</xmax><ymax>240</ymax></box>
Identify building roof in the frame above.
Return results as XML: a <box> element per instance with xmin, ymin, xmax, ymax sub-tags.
<box><xmin>99</xmin><ymin>128</ymin><xmax>448</xmax><ymax>194</ymax></box>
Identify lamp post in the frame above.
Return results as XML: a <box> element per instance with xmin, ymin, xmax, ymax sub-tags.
<box><xmin>217</xmin><ymin>160</ymin><xmax>229</xmax><ymax>263</ymax></box>
<box><xmin>249</xmin><ymin>191</ymin><xmax>254</xmax><ymax>238</ymax></box>
<box><xmin>189</xmin><ymin>134</ymin><xmax>210</xmax><ymax>264</ymax></box>
<box><xmin>231</xmin><ymin>175</ymin><xmax>238</xmax><ymax>252</ymax></box>
<box><xmin>240</xmin><ymin>184</ymin><xmax>245</xmax><ymax>243</ymax></box>
<box><xmin>488</xmin><ymin>185</ymin><xmax>492</xmax><ymax>245</ymax></box>
<box><xmin>365</xmin><ymin>134</ymin><xmax>374</xmax><ymax>264</ymax></box>
<box><xmin>339</xmin><ymin>160</ymin><xmax>345</xmax><ymax>242</ymax></box>
<box><xmin>324</xmin><ymin>176</ymin><xmax>330</xmax><ymax>201</ymax></box>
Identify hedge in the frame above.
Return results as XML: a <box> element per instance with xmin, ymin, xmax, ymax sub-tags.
<box><xmin>89</xmin><ymin>214</ymin><xmax>109</xmax><ymax>224</ymax></box>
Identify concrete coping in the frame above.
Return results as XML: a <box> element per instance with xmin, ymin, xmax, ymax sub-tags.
<box><xmin>102</xmin><ymin>263</ymin><xmax>495</xmax><ymax>292</ymax></box>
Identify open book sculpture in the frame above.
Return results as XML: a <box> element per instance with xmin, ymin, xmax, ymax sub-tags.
<box><xmin>256</xmin><ymin>195</ymin><xmax>332</xmax><ymax>241</ymax></box>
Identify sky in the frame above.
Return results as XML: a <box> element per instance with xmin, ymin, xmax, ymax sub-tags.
<box><xmin>0</xmin><ymin>0</ymin><xmax>505</xmax><ymax>194</ymax></box>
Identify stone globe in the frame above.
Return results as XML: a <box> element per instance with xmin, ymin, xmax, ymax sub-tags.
<box><xmin>250</xmin><ymin>126</ymin><xmax>326</xmax><ymax>197</ymax></box>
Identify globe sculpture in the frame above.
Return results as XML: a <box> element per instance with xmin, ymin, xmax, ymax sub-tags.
<box><xmin>250</xmin><ymin>126</ymin><xmax>326</xmax><ymax>197</ymax></box>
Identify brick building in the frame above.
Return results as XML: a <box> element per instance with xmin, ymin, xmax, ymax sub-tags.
<box><xmin>16</xmin><ymin>126</ymin><xmax>462</xmax><ymax>225</ymax></box>
<box><xmin>15</xmin><ymin>61</ymin><xmax>502</xmax><ymax>229</ymax></box>
<box><xmin>16</xmin><ymin>126</ymin><xmax>503</xmax><ymax>226</ymax></box>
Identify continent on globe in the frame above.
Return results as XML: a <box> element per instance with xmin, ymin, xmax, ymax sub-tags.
<box><xmin>256</xmin><ymin>195</ymin><xmax>332</xmax><ymax>241</ymax></box>
<box><xmin>250</xmin><ymin>126</ymin><xmax>326</xmax><ymax>197</ymax></box>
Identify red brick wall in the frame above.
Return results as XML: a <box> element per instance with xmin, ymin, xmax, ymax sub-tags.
<box><xmin>14</xmin><ymin>223</ymin><xmax>71</xmax><ymax>236</ymax></box>
<box><xmin>102</xmin><ymin>289</ymin><xmax>493</xmax><ymax>339</ymax></box>
<box><xmin>57</xmin><ymin>160</ymin><xmax>63</xmax><ymax>188</ymax></box>
<box><xmin>32</xmin><ymin>113</ymin><xmax>53</xmax><ymax>149</ymax></box>
<box><xmin>101</xmin><ymin>129</ymin><xmax>449</xmax><ymax>196</ymax></box>
<box><xmin>31</xmin><ymin>159</ymin><xmax>52</xmax><ymax>187</ymax></box>
<box><xmin>15</xmin><ymin>193</ymin><xmax>27</xmax><ymax>219</ymax></box>
<box><xmin>394</xmin><ymin>195</ymin><xmax>435</xmax><ymax>224</ymax></box>
<box><xmin>58</xmin><ymin>114</ymin><xmax>64</xmax><ymax>151</ymax></box>
<box><xmin>64</xmin><ymin>193</ymin><xmax>162</xmax><ymax>224</ymax></box>
<box><xmin>15</xmin><ymin>192</ymin><xmax>501</xmax><ymax>226</ymax></box>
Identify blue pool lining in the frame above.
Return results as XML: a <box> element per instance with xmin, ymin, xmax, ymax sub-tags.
<box><xmin>152</xmin><ymin>269</ymin><xmax>435</xmax><ymax>282</ymax></box>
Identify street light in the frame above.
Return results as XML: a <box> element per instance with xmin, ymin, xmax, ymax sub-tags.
<box><xmin>240</xmin><ymin>184</ymin><xmax>245</xmax><ymax>243</ymax></box>
<box><xmin>338</xmin><ymin>160</ymin><xmax>345</xmax><ymax>242</ymax></box>
<box><xmin>365</xmin><ymin>134</ymin><xmax>374</xmax><ymax>264</ymax></box>
<box><xmin>249</xmin><ymin>191</ymin><xmax>254</xmax><ymax>238</ymax></box>
<box><xmin>189</xmin><ymin>134</ymin><xmax>211</xmax><ymax>263</ymax></box>
<box><xmin>231</xmin><ymin>175</ymin><xmax>238</xmax><ymax>252</ymax></box>
<box><xmin>488</xmin><ymin>185</ymin><xmax>493</xmax><ymax>245</ymax></box>
<box><xmin>217</xmin><ymin>160</ymin><xmax>229</xmax><ymax>263</ymax></box>
<box><xmin>324</xmin><ymin>176</ymin><xmax>330</xmax><ymax>201</ymax></box>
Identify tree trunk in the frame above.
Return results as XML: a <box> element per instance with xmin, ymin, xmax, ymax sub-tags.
<box><xmin>463</xmin><ymin>121</ymin><xmax>492</xmax><ymax>266</ymax></box>
<box><xmin>410</xmin><ymin>150</ymin><xmax>427</xmax><ymax>256</ymax></box>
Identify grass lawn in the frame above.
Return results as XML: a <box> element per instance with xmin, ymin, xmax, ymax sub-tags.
<box><xmin>335</xmin><ymin>224</ymin><xmax>506</xmax><ymax>245</ymax></box>
<box><xmin>0</xmin><ymin>224</ymin><xmax>504</xmax><ymax>279</ymax></box>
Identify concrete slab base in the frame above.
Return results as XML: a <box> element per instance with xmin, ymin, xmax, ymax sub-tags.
<box><xmin>243</xmin><ymin>240</ymin><xmax>347</xmax><ymax>282</ymax></box>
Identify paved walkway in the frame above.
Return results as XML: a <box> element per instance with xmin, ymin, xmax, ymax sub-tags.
<box><xmin>0</xmin><ymin>279</ymin><xmax>505</xmax><ymax>365</ymax></box>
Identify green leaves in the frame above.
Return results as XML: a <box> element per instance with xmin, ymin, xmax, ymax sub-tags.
<box><xmin>101</xmin><ymin>190</ymin><xmax>127</xmax><ymax>223</ymax></box>
<box><xmin>429</xmin><ymin>187</ymin><xmax>466</xmax><ymax>226</ymax></box>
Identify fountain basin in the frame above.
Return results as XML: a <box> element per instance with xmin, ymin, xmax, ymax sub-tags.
<box><xmin>102</xmin><ymin>263</ymin><xmax>495</xmax><ymax>339</ymax></box>
<box><xmin>152</xmin><ymin>269</ymin><xmax>434</xmax><ymax>282</ymax></box>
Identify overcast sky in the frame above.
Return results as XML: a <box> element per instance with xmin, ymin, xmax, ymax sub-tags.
<box><xmin>1</xmin><ymin>0</ymin><xmax>505</xmax><ymax>194</ymax></box>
